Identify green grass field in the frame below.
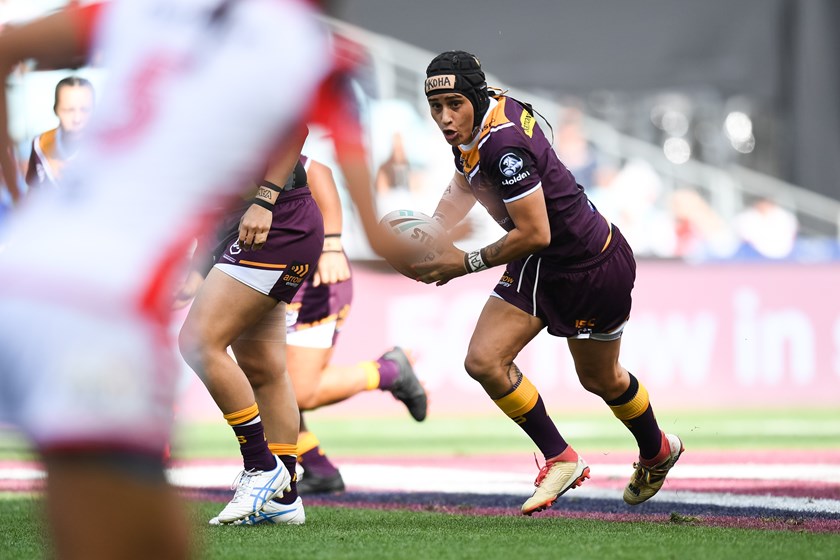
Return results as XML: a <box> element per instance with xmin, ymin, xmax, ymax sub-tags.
<box><xmin>1</xmin><ymin>408</ymin><xmax>838</xmax><ymax>559</ymax></box>
<box><xmin>2</xmin><ymin>495</ymin><xmax>838</xmax><ymax>560</ymax></box>
<box><xmin>168</xmin><ymin>406</ymin><xmax>840</xmax><ymax>460</ymax></box>
<box><xmin>3</xmin><ymin>407</ymin><xmax>836</xmax><ymax>461</ymax></box>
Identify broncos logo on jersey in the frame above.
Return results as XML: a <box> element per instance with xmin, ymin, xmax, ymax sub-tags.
<box><xmin>499</xmin><ymin>153</ymin><xmax>524</xmax><ymax>177</ymax></box>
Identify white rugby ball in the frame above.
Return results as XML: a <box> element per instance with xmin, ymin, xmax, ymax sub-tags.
<box><xmin>379</xmin><ymin>209</ymin><xmax>448</xmax><ymax>278</ymax></box>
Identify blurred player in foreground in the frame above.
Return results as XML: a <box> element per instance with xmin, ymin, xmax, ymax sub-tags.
<box><xmin>0</xmin><ymin>1</ymin><xmax>386</xmax><ymax>558</ymax></box>
<box><xmin>413</xmin><ymin>51</ymin><xmax>683</xmax><ymax>515</ymax></box>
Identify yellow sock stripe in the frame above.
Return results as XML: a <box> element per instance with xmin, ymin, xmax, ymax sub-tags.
<box><xmin>268</xmin><ymin>443</ymin><xmax>297</xmax><ymax>457</ymax></box>
<box><xmin>493</xmin><ymin>375</ymin><xmax>539</xmax><ymax>419</ymax></box>
<box><xmin>361</xmin><ymin>360</ymin><xmax>381</xmax><ymax>390</ymax></box>
<box><xmin>223</xmin><ymin>403</ymin><xmax>259</xmax><ymax>426</ymax></box>
<box><xmin>296</xmin><ymin>431</ymin><xmax>320</xmax><ymax>455</ymax></box>
<box><xmin>609</xmin><ymin>381</ymin><xmax>651</xmax><ymax>420</ymax></box>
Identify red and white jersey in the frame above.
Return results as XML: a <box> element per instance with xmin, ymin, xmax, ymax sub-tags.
<box><xmin>0</xmin><ymin>0</ymin><xmax>334</xmax><ymax>453</ymax></box>
<box><xmin>1</xmin><ymin>0</ymin><xmax>331</xmax><ymax>319</ymax></box>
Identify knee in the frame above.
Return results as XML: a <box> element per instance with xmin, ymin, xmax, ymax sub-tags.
<box><xmin>296</xmin><ymin>391</ymin><xmax>318</xmax><ymax>411</ymax></box>
<box><xmin>463</xmin><ymin>348</ymin><xmax>499</xmax><ymax>384</ymax></box>
<box><xmin>237</xmin><ymin>354</ymin><xmax>282</xmax><ymax>391</ymax></box>
<box><xmin>577</xmin><ymin>366</ymin><xmax>627</xmax><ymax>400</ymax></box>
<box><xmin>177</xmin><ymin>324</ymin><xmax>205</xmax><ymax>372</ymax></box>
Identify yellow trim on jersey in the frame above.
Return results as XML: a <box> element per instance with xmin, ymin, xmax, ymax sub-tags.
<box><xmin>520</xmin><ymin>109</ymin><xmax>535</xmax><ymax>138</ymax></box>
<box><xmin>268</xmin><ymin>443</ymin><xmax>297</xmax><ymax>457</ymax></box>
<box><xmin>238</xmin><ymin>260</ymin><xmax>287</xmax><ymax>269</ymax></box>
<box><xmin>224</xmin><ymin>403</ymin><xmax>259</xmax><ymax>426</ymax></box>
<box><xmin>609</xmin><ymin>382</ymin><xmax>650</xmax><ymax>420</ymax></box>
<box><xmin>600</xmin><ymin>217</ymin><xmax>613</xmax><ymax>253</ymax></box>
<box><xmin>361</xmin><ymin>360</ymin><xmax>381</xmax><ymax>390</ymax></box>
<box><xmin>296</xmin><ymin>431</ymin><xmax>321</xmax><ymax>456</ymax></box>
<box><xmin>493</xmin><ymin>375</ymin><xmax>539</xmax><ymax>418</ymax></box>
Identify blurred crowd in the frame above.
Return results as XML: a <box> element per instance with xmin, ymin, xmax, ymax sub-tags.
<box><xmin>355</xmin><ymin>98</ymin><xmax>812</xmax><ymax>262</ymax></box>
<box><xmin>0</xmin><ymin>64</ymin><xmax>828</xmax><ymax>264</ymax></box>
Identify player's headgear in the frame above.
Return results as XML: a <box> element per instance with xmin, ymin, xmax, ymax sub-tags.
<box><xmin>425</xmin><ymin>51</ymin><xmax>490</xmax><ymax>130</ymax></box>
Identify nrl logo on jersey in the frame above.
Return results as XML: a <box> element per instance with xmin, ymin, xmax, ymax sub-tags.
<box><xmin>425</xmin><ymin>74</ymin><xmax>456</xmax><ymax>93</ymax></box>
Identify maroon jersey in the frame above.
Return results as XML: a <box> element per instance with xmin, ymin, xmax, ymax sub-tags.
<box><xmin>453</xmin><ymin>96</ymin><xmax>610</xmax><ymax>265</ymax></box>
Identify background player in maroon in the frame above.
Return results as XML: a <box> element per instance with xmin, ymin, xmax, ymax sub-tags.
<box><xmin>412</xmin><ymin>51</ymin><xmax>684</xmax><ymax>515</ymax></box>
<box><xmin>286</xmin><ymin>156</ymin><xmax>426</xmax><ymax>493</ymax></box>
<box><xmin>25</xmin><ymin>76</ymin><xmax>95</xmax><ymax>191</ymax></box>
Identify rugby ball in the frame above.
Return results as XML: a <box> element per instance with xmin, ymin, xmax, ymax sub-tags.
<box><xmin>379</xmin><ymin>209</ymin><xmax>448</xmax><ymax>278</ymax></box>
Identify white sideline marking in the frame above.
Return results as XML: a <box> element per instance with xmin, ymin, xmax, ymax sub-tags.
<box><xmin>163</xmin><ymin>462</ymin><xmax>840</xmax><ymax>515</ymax></box>
<box><xmin>4</xmin><ymin>462</ymin><xmax>840</xmax><ymax>514</ymax></box>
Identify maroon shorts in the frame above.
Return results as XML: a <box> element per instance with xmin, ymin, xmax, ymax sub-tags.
<box><xmin>492</xmin><ymin>225</ymin><xmax>636</xmax><ymax>339</ymax></box>
<box><xmin>214</xmin><ymin>188</ymin><xmax>324</xmax><ymax>303</ymax></box>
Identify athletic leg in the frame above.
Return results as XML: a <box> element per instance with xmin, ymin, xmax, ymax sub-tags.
<box><xmin>464</xmin><ymin>297</ymin><xmax>589</xmax><ymax>515</ymax></box>
<box><xmin>44</xmin><ymin>453</ymin><xmax>188</xmax><ymax>560</ymax></box>
<box><xmin>567</xmin><ymin>337</ymin><xmax>683</xmax><ymax>504</ymax></box>
<box><xmin>179</xmin><ymin>269</ymin><xmax>289</xmax><ymax>522</ymax></box>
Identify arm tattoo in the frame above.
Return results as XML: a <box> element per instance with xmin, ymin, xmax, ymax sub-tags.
<box><xmin>484</xmin><ymin>235</ymin><xmax>507</xmax><ymax>265</ymax></box>
<box><xmin>506</xmin><ymin>363</ymin><xmax>523</xmax><ymax>390</ymax></box>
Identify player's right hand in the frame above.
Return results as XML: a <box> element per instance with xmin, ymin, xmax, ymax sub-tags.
<box><xmin>238</xmin><ymin>203</ymin><xmax>272</xmax><ymax>251</ymax></box>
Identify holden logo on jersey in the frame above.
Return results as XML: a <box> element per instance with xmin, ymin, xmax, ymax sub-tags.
<box><xmin>283</xmin><ymin>262</ymin><xmax>310</xmax><ymax>287</ymax></box>
<box><xmin>499</xmin><ymin>153</ymin><xmax>523</xmax><ymax>177</ymax></box>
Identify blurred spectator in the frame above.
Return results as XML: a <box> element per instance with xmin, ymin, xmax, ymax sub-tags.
<box><xmin>671</xmin><ymin>188</ymin><xmax>738</xmax><ymax>260</ymax></box>
<box><xmin>25</xmin><ymin>75</ymin><xmax>94</xmax><ymax>191</ymax></box>
<box><xmin>555</xmin><ymin>104</ymin><xmax>600</xmax><ymax>189</ymax></box>
<box><xmin>375</xmin><ymin>131</ymin><xmax>414</xmax><ymax>198</ymax></box>
<box><xmin>734</xmin><ymin>197</ymin><xmax>798</xmax><ymax>259</ymax></box>
<box><xmin>589</xmin><ymin>158</ymin><xmax>677</xmax><ymax>258</ymax></box>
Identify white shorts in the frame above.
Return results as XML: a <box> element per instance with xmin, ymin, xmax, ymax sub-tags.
<box><xmin>286</xmin><ymin>319</ymin><xmax>337</xmax><ymax>349</ymax></box>
<box><xmin>0</xmin><ymin>300</ymin><xmax>177</xmax><ymax>454</ymax></box>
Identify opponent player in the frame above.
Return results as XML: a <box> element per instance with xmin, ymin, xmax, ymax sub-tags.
<box><xmin>412</xmin><ymin>51</ymin><xmax>683</xmax><ymax>515</ymax></box>
<box><xmin>25</xmin><ymin>76</ymin><xmax>95</xmax><ymax>191</ymax></box>
<box><xmin>0</xmin><ymin>1</ymin><xmax>388</xmax><ymax>557</ymax></box>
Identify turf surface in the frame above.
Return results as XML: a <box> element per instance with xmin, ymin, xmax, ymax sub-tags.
<box><xmin>168</xmin><ymin>407</ymin><xmax>840</xmax><ymax>460</ymax></box>
<box><xmin>1</xmin><ymin>496</ymin><xmax>838</xmax><ymax>560</ymax></box>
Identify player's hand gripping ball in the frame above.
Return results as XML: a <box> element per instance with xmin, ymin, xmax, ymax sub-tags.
<box><xmin>379</xmin><ymin>209</ymin><xmax>449</xmax><ymax>279</ymax></box>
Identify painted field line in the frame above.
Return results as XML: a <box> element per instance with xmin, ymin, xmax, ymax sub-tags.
<box><xmin>162</xmin><ymin>462</ymin><xmax>840</xmax><ymax>515</ymax></box>
<box><xmin>4</xmin><ymin>460</ymin><xmax>839</xmax><ymax>515</ymax></box>
<box><xmin>5</xmin><ymin>459</ymin><xmax>838</xmax><ymax>486</ymax></box>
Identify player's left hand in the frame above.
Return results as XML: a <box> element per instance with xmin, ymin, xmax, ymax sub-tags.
<box><xmin>412</xmin><ymin>245</ymin><xmax>468</xmax><ymax>286</ymax></box>
<box><xmin>238</xmin><ymin>203</ymin><xmax>272</xmax><ymax>251</ymax></box>
<box><xmin>313</xmin><ymin>250</ymin><xmax>350</xmax><ymax>286</ymax></box>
